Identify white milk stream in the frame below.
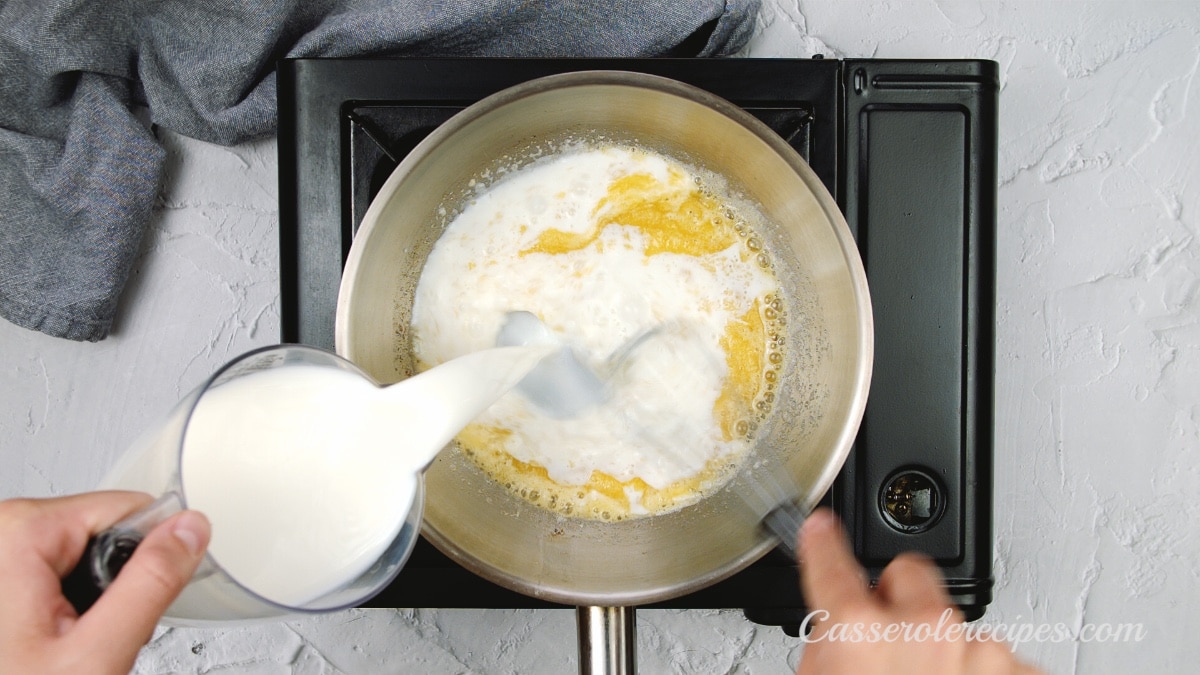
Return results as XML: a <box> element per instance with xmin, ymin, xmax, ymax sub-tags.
<box><xmin>102</xmin><ymin>344</ymin><xmax>553</xmax><ymax>612</ymax></box>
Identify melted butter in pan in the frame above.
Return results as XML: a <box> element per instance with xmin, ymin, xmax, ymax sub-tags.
<box><xmin>412</xmin><ymin>144</ymin><xmax>786</xmax><ymax>522</ymax></box>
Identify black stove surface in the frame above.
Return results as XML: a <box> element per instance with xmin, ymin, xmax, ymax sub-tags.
<box><xmin>276</xmin><ymin>57</ymin><xmax>998</xmax><ymax>631</ymax></box>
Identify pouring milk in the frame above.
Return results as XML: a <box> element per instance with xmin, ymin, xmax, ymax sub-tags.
<box><xmin>99</xmin><ymin>343</ymin><xmax>554</xmax><ymax>615</ymax></box>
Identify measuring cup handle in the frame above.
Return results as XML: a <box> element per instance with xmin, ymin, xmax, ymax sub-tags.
<box><xmin>62</xmin><ymin>530</ymin><xmax>143</xmax><ymax>614</ymax></box>
<box><xmin>61</xmin><ymin>492</ymin><xmax>184</xmax><ymax>614</ymax></box>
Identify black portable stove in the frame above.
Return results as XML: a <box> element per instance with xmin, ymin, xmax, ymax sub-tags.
<box><xmin>276</xmin><ymin>56</ymin><xmax>997</xmax><ymax>633</ymax></box>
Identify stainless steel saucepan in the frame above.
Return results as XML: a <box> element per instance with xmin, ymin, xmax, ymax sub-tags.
<box><xmin>335</xmin><ymin>70</ymin><xmax>872</xmax><ymax>674</ymax></box>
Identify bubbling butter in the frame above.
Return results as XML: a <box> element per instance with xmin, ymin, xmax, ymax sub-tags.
<box><xmin>410</xmin><ymin>143</ymin><xmax>786</xmax><ymax>521</ymax></box>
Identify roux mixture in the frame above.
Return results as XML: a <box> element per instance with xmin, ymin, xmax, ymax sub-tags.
<box><xmin>410</xmin><ymin>144</ymin><xmax>786</xmax><ymax>520</ymax></box>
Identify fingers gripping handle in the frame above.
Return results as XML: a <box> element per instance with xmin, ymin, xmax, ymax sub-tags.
<box><xmin>62</xmin><ymin>530</ymin><xmax>144</xmax><ymax>614</ymax></box>
<box><xmin>61</xmin><ymin>493</ymin><xmax>184</xmax><ymax>614</ymax></box>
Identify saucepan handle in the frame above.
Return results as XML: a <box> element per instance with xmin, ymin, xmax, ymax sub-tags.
<box><xmin>577</xmin><ymin>606</ymin><xmax>636</xmax><ymax>675</ymax></box>
<box><xmin>571</xmin><ymin>504</ymin><xmax>805</xmax><ymax>675</ymax></box>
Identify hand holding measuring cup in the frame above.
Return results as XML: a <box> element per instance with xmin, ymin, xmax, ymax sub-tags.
<box><xmin>62</xmin><ymin>341</ymin><xmax>552</xmax><ymax>623</ymax></box>
<box><xmin>0</xmin><ymin>492</ymin><xmax>209</xmax><ymax>674</ymax></box>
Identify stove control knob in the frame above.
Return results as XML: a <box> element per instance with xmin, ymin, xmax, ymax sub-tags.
<box><xmin>879</xmin><ymin>469</ymin><xmax>944</xmax><ymax>533</ymax></box>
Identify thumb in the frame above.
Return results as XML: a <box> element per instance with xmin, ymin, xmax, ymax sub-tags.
<box><xmin>73</xmin><ymin>510</ymin><xmax>210</xmax><ymax>670</ymax></box>
<box><xmin>798</xmin><ymin>508</ymin><xmax>872</xmax><ymax>618</ymax></box>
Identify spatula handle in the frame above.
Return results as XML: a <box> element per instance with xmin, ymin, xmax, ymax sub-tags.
<box><xmin>761</xmin><ymin>501</ymin><xmax>806</xmax><ymax>560</ymax></box>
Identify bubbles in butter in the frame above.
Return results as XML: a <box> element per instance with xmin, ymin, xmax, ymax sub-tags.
<box><xmin>411</xmin><ymin>144</ymin><xmax>786</xmax><ymax>521</ymax></box>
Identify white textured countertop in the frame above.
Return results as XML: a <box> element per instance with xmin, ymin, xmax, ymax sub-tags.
<box><xmin>3</xmin><ymin>2</ymin><xmax>1198</xmax><ymax>673</ymax></box>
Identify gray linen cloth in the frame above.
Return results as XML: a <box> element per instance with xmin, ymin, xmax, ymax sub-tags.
<box><xmin>0</xmin><ymin>0</ymin><xmax>759</xmax><ymax>342</ymax></box>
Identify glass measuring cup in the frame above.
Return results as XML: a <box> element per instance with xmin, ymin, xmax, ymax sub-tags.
<box><xmin>66</xmin><ymin>345</ymin><xmax>424</xmax><ymax>624</ymax></box>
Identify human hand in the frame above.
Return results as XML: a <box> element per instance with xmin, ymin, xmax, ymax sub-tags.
<box><xmin>0</xmin><ymin>491</ymin><xmax>210</xmax><ymax>674</ymax></box>
<box><xmin>795</xmin><ymin>508</ymin><xmax>1042</xmax><ymax>675</ymax></box>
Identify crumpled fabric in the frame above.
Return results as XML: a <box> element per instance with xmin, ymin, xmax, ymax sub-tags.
<box><xmin>0</xmin><ymin>0</ymin><xmax>759</xmax><ymax>341</ymax></box>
